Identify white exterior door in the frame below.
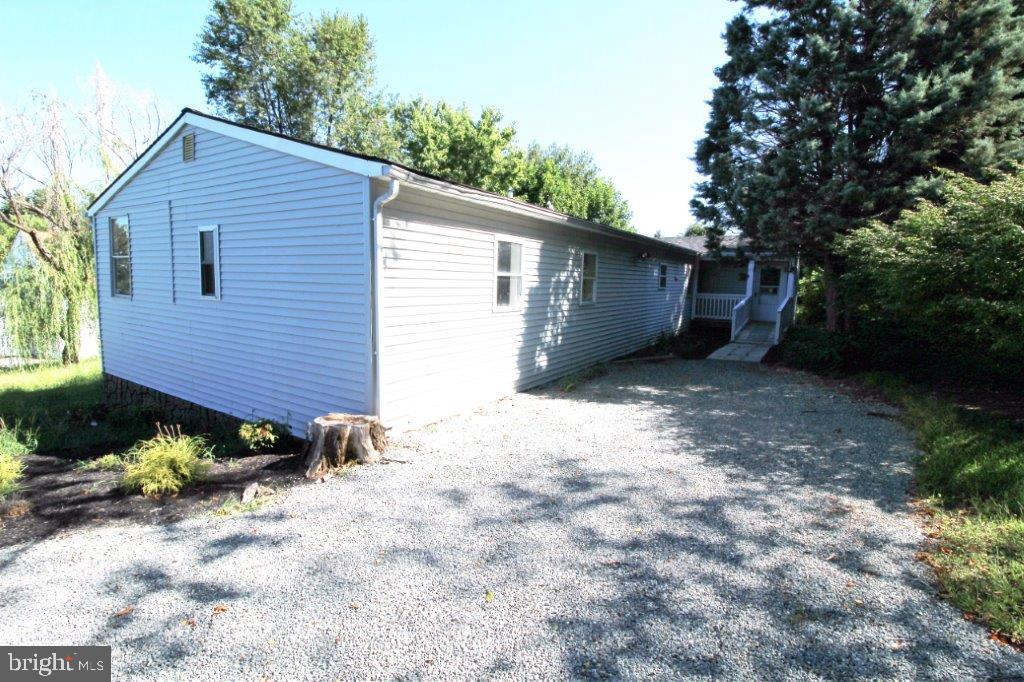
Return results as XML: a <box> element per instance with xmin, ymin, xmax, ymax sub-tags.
<box><xmin>752</xmin><ymin>264</ymin><xmax>783</xmax><ymax>321</ymax></box>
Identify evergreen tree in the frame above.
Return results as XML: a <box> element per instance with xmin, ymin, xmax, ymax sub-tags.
<box><xmin>692</xmin><ymin>0</ymin><xmax>1024</xmax><ymax>329</ymax></box>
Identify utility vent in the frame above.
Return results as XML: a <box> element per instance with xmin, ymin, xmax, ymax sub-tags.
<box><xmin>182</xmin><ymin>132</ymin><xmax>196</xmax><ymax>162</ymax></box>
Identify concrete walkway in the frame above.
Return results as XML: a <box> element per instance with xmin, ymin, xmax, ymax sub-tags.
<box><xmin>708</xmin><ymin>321</ymin><xmax>774</xmax><ymax>362</ymax></box>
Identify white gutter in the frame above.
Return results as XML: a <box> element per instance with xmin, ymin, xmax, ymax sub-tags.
<box><xmin>370</xmin><ymin>172</ymin><xmax>401</xmax><ymax>418</ymax></box>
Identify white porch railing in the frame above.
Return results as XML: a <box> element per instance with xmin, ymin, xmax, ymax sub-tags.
<box><xmin>773</xmin><ymin>295</ymin><xmax>796</xmax><ymax>344</ymax></box>
<box><xmin>694</xmin><ymin>293</ymin><xmax>745</xmax><ymax>320</ymax></box>
<box><xmin>731</xmin><ymin>295</ymin><xmax>752</xmax><ymax>341</ymax></box>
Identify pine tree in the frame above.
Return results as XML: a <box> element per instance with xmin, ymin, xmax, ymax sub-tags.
<box><xmin>692</xmin><ymin>0</ymin><xmax>1024</xmax><ymax>329</ymax></box>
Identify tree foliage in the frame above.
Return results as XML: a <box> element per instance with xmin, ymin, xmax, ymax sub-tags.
<box><xmin>1</xmin><ymin>75</ymin><xmax>162</xmax><ymax>364</ymax></box>
<box><xmin>692</xmin><ymin>0</ymin><xmax>1024</xmax><ymax>328</ymax></box>
<box><xmin>839</xmin><ymin>170</ymin><xmax>1024</xmax><ymax>383</ymax></box>
<box><xmin>194</xmin><ymin>0</ymin><xmax>375</xmax><ymax>146</ymax></box>
<box><xmin>194</xmin><ymin>0</ymin><xmax>633</xmax><ymax>229</ymax></box>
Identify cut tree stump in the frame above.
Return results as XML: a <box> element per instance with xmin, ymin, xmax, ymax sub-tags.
<box><xmin>303</xmin><ymin>413</ymin><xmax>388</xmax><ymax>478</ymax></box>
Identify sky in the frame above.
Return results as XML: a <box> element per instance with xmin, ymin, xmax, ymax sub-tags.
<box><xmin>1</xmin><ymin>0</ymin><xmax>740</xmax><ymax>236</ymax></box>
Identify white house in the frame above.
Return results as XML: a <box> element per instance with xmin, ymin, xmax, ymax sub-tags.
<box><xmin>86</xmin><ymin>109</ymin><xmax>704</xmax><ymax>432</ymax></box>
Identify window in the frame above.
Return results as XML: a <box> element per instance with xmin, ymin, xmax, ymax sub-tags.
<box><xmin>658</xmin><ymin>263</ymin><xmax>668</xmax><ymax>289</ymax></box>
<box><xmin>109</xmin><ymin>216</ymin><xmax>132</xmax><ymax>297</ymax></box>
<box><xmin>199</xmin><ymin>225</ymin><xmax>220</xmax><ymax>298</ymax></box>
<box><xmin>182</xmin><ymin>132</ymin><xmax>196</xmax><ymax>162</ymax></box>
<box><xmin>495</xmin><ymin>239</ymin><xmax>522</xmax><ymax>308</ymax></box>
<box><xmin>581</xmin><ymin>251</ymin><xmax>597</xmax><ymax>303</ymax></box>
<box><xmin>759</xmin><ymin>266</ymin><xmax>781</xmax><ymax>296</ymax></box>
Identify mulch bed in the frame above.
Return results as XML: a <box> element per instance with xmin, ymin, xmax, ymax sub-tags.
<box><xmin>0</xmin><ymin>452</ymin><xmax>308</xmax><ymax>548</ymax></box>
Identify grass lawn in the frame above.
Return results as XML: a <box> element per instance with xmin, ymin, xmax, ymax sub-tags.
<box><xmin>0</xmin><ymin>359</ymin><xmax>241</xmax><ymax>458</ymax></box>
<box><xmin>862</xmin><ymin>372</ymin><xmax>1024</xmax><ymax>646</ymax></box>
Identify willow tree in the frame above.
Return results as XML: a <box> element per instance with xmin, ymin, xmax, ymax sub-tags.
<box><xmin>1</xmin><ymin>72</ymin><xmax>162</xmax><ymax>364</ymax></box>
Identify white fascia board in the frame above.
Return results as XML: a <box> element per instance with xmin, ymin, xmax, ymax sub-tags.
<box><xmin>88</xmin><ymin>112</ymin><xmax>388</xmax><ymax>217</ymax></box>
<box><xmin>380</xmin><ymin>166</ymin><xmax>699</xmax><ymax>260</ymax></box>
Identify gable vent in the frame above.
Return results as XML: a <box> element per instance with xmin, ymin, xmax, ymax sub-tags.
<box><xmin>182</xmin><ymin>132</ymin><xmax>196</xmax><ymax>162</ymax></box>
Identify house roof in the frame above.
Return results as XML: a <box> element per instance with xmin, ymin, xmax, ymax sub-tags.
<box><xmin>88</xmin><ymin>108</ymin><xmax>698</xmax><ymax>259</ymax></box>
<box><xmin>659</xmin><ymin>234</ymin><xmax>747</xmax><ymax>256</ymax></box>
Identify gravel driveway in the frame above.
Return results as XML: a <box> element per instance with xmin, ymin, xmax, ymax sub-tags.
<box><xmin>1</xmin><ymin>360</ymin><xmax>1022</xmax><ymax>680</ymax></box>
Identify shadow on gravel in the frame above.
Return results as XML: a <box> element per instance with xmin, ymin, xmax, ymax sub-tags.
<box><xmin>438</xmin><ymin>362</ymin><xmax>1013</xmax><ymax>678</ymax></box>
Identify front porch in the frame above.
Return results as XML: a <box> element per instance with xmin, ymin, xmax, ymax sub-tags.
<box><xmin>690</xmin><ymin>257</ymin><xmax>797</xmax><ymax>358</ymax></box>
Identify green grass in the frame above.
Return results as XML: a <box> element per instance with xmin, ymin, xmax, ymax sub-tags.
<box><xmin>214</xmin><ymin>493</ymin><xmax>272</xmax><ymax>517</ymax></box>
<box><xmin>862</xmin><ymin>372</ymin><xmax>1024</xmax><ymax>644</ymax></box>
<box><xmin>75</xmin><ymin>453</ymin><xmax>124</xmax><ymax>472</ymax></box>
<box><xmin>0</xmin><ymin>359</ymin><xmax>243</xmax><ymax>458</ymax></box>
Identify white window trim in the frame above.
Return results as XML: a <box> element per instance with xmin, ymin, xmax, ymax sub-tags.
<box><xmin>658</xmin><ymin>262</ymin><xmax>668</xmax><ymax>289</ymax></box>
<box><xmin>198</xmin><ymin>224</ymin><xmax>221</xmax><ymax>299</ymax></box>
<box><xmin>580</xmin><ymin>250</ymin><xmax>598</xmax><ymax>304</ymax></box>
<box><xmin>109</xmin><ymin>215</ymin><xmax>132</xmax><ymax>299</ymax></box>
<box><xmin>492</xmin><ymin>234</ymin><xmax>525</xmax><ymax>312</ymax></box>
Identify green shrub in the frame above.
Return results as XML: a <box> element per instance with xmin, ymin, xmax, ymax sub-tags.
<box><xmin>779</xmin><ymin>325</ymin><xmax>848</xmax><ymax>374</ymax></box>
<box><xmin>0</xmin><ymin>420</ymin><xmax>32</xmax><ymax>499</ymax></box>
<box><xmin>839</xmin><ymin>170</ymin><xmax>1024</xmax><ymax>387</ymax></box>
<box><xmin>238</xmin><ymin>419</ymin><xmax>288</xmax><ymax>453</ymax></box>
<box><xmin>122</xmin><ymin>426</ymin><xmax>214</xmax><ymax>497</ymax></box>
<box><xmin>76</xmin><ymin>453</ymin><xmax>124</xmax><ymax>472</ymax></box>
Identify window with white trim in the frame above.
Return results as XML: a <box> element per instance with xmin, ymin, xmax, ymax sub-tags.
<box><xmin>109</xmin><ymin>216</ymin><xmax>132</xmax><ymax>297</ymax></box>
<box><xmin>495</xmin><ymin>239</ymin><xmax>522</xmax><ymax>308</ymax></box>
<box><xmin>658</xmin><ymin>263</ymin><xmax>668</xmax><ymax>289</ymax></box>
<box><xmin>581</xmin><ymin>251</ymin><xmax>597</xmax><ymax>303</ymax></box>
<box><xmin>199</xmin><ymin>224</ymin><xmax>220</xmax><ymax>298</ymax></box>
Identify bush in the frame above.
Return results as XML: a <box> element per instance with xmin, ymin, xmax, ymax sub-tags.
<box><xmin>0</xmin><ymin>420</ymin><xmax>33</xmax><ymax>500</ymax></box>
<box><xmin>238</xmin><ymin>419</ymin><xmax>288</xmax><ymax>453</ymax></box>
<box><xmin>779</xmin><ymin>325</ymin><xmax>848</xmax><ymax>374</ymax></box>
<box><xmin>839</xmin><ymin>170</ymin><xmax>1024</xmax><ymax>387</ymax></box>
<box><xmin>122</xmin><ymin>426</ymin><xmax>214</xmax><ymax>497</ymax></box>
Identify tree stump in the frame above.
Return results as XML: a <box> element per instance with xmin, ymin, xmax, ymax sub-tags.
<box><xmin>303</xmin><ymin>414</ymin><xmax>388</xmax><ymax>478</ymax></box>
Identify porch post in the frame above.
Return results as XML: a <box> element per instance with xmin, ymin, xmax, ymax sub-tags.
<box><xmin>746</xmin><ymin>259</ymin><xmax>755</xmax><ymax>298</ymax></box>
<box><xmin>690</xmin><ymin>257</ymin><xmax>701</xmax><ymax>322</ymax></box>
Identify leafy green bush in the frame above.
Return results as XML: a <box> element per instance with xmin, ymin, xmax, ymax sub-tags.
<box><xmin>238</xmin><ymin>419</ymin><xmax>288</xmax><ymax>453</ymax></box>
<box><xmin>779</xmin><ymin>325</ymin><xmax>848</xmax><ymax>374</ymax></box>
<box><xmin>122</xmin><ymin>426</ymin><xmax>214</xmax><ymax>497</ymax></box>
<box><xmin>839</xmin><ymin>170</ymin><xmax>1024</xmax><ymax>386</ymax></box>
<box><xmin>0</xmin><ymin>420</ymin><xmax>33</xmax><ymax>500</ymax></box>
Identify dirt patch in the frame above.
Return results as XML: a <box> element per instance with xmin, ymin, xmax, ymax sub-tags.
<box><xmin>0</xmin><ymin>451</ymin><xmax>308</xmax><ymax>547</ymax></box>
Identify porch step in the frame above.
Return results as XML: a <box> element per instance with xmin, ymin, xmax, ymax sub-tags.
<box><xmin>733</xmin><ymin>321</ymin><xmax>775</xmax><ymax>344</ymax></box>
<box><xmin>707</xmin><ymin>342</ymin><xmax>772</xmax><ymax>363</ymax></box>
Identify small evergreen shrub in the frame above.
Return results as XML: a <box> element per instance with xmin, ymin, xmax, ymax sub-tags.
<box><xmin>122</xmin><ymin>425</ymin><xmax>214</xmax><ymax>497</ymax></box>
<box><xmin>779</xmin><ymin>325</ymin><xmax>848</xmax><ymax>374</ymax></box>
<box><xmin>238</xmin><ymin>419</ymin><xmax>288</xmax><ymax>453</ymax></box>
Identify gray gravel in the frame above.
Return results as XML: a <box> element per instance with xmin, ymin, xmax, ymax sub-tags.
<box><xmin>1</xmin><ymin>360</ymin><xmax>1022</xmax><ymax>680</ymax></box>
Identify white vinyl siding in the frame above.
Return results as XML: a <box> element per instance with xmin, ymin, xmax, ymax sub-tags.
<box><xmin>94</xmin><ymin>125</ymin><xmax>372</xmax><ymax>434</ymax></box>
<box><xmin>378</xmin><ymin>183</ymin><xmax>694</xmax><ymax>428</ymax></box>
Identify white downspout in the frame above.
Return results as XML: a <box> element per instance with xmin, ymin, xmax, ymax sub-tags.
<box><xmin>371</xmin><ymin>175</ymin><xmax>401</xmax><ymax>418</ymax></box>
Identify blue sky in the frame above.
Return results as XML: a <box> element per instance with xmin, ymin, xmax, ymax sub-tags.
<box><xmin>2</xmin><ymin>0</ymin><xmax>739</xmax><ymax>236</ymax></box>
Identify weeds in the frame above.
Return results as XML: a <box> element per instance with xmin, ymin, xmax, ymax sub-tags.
<box><xmin>0</xmin><ymin>419</ymin><xmax>34</xmax><ymax>500</ymax></box>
